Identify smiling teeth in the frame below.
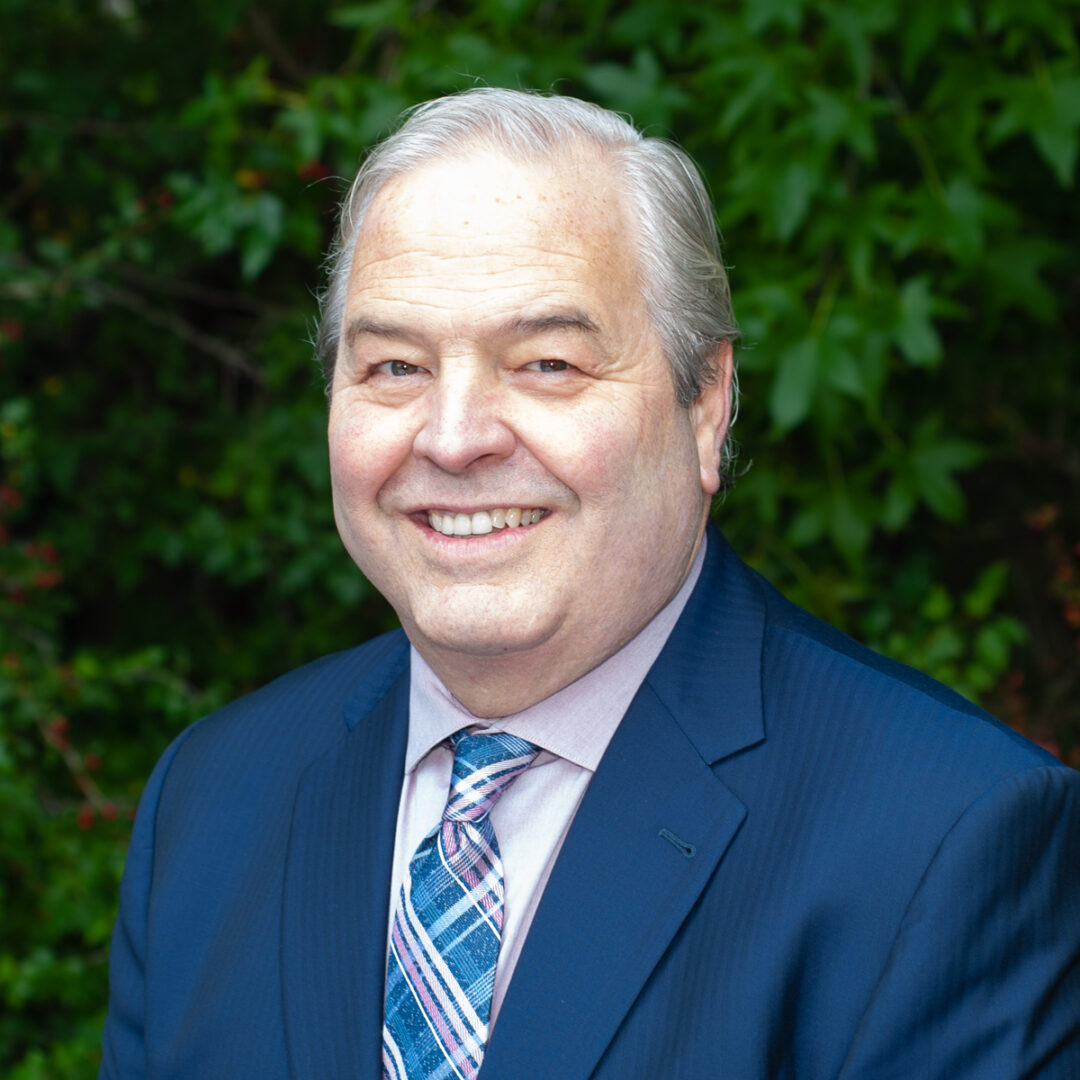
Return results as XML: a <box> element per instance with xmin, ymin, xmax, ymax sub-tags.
<box><xmin>428</xmin><ymin>508</ymin><xmax>544</xmax><ymax>536</ymax></box>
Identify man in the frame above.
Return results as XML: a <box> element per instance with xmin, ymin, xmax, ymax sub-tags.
<box><xmin>101</xmin><ymin>89</ymin><xmax>1080</xmax><ymax>1079</ymax></box>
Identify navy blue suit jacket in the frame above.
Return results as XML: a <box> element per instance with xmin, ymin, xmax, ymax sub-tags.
<box><xmin>101</xmin><ymin>527</ymin><xmax>1080</xmax><ymax>1078</ymax></box>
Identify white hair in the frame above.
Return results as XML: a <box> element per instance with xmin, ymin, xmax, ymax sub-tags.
<box><xmin>315</xmin><ymin>87</ymin><xmax>740</xmax><ymax>482</ymax></box>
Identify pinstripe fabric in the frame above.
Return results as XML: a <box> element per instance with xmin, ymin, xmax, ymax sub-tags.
<box><xmin>383</xmin><ymin>730</ymin><xmax>539</xmax><ymax>1080</ymax></box>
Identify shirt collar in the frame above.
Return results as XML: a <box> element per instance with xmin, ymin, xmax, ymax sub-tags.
<box><xmin>405</xmin><ymin>535</ymin><xmax>706</xmax><ymax>774</ymax></box>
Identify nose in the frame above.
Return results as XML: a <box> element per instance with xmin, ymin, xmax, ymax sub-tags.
<box><xmin>411</xmin><ymin>361</ymin><xmax>516</xmax><ymax>473</ymax></box>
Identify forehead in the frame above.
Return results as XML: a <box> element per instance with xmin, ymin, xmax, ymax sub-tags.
<box><xmin>346</xmin><ymin>147</ymin><xmax>642</xmax><ymax>319</ymax></box>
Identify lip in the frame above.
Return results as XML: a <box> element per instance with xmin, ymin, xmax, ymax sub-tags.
<box><xmin>406</xmin><ymin>503</ymin><xmax>546</xmax><ymax>516</ymax></box>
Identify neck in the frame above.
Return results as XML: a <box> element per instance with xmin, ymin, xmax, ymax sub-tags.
<box><xmin>415</xmin><ymin>632</ymin><xmax>626</xmax><ymax>718</ymax></box>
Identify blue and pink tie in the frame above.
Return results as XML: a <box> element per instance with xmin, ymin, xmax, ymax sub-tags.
<box><xmin>382</xmin><ymin>730</ymin><xmax>539</xmax><ymax>1080</ymax></box>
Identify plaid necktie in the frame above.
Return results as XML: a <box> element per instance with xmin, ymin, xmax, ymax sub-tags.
<box><xmin>382</xmin><ymin>729</ymin><xmax>539</xmax><ymax>1080</ymax></box>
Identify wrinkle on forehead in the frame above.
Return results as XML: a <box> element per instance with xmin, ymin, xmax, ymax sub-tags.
<box><xmin>349</xmin><ymin>245</ymin><xmax>600</xmax><ymax>283</ymax></box>
<box><xmin>352</xmin><ymin>146</ymin><xmax>636</xmax><ymax>276</ymax></box>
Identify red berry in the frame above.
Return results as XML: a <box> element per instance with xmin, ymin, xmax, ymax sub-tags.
<box><xmin>102</xmin><ymin>802</ymin><xmax>118</xmax><ymax>821</ymax></box>
<box><xmin>25</xmin><ymin>541</ymin><xmax>59</xmax><ymax>563</ymax></box>
<box><xmin>84</xmin><ymin>753</ymin><xmax>102</xmax><ymax>772</ymax></box>
<box><xmin>297</xmin><ymin>160</ymin><xmax>331</xmax><ymax>182</ymax></box>
<box><xmin>46</xmin><ymin>716</ymin><xmax>71</xmax><ymax>751</ymax></box>
<box><xmin>77</xmin><ymin>805</ymin><xmax>95</xmax><ymax>830</ymax></box>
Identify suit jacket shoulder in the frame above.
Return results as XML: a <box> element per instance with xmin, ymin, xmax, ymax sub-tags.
<box><xmin>752</xmin><ymin>557</ymin><xmax>1058</xmax><ymax>794</ymax></box>
<box><xmin>100</xmin><ymin>628</ymin><xmax>411</xmax><ymax>1080</ymax></box>
<box><xmin>154</xmin><ymin>628</ymin><xmax>408</xmax><ymax>815</ymax></box>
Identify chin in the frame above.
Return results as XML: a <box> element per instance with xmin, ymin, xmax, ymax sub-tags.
<box><xmin>407</xmin><ymin>600</ymin><xmax>561</xmax><ymax>662</ymax></box>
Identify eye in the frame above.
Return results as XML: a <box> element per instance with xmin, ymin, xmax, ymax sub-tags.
<box><xmin>523</xmin><ymin>359</ymin><xmax>570</xmax><ymax>373</ymax></box>
<box><xmin>377</xmin><ymin>360</ymin><xmax>425</xmax><ymax>377</ymax></box>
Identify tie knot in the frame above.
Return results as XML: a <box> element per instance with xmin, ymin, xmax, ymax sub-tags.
<box><xmin>445</xmin><ymin>730</ymin><xmax>539</xmax><ymax>824</ymax></box>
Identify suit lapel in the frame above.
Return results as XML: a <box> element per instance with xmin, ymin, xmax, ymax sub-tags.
<box><xmin>281</xmin><ymin>639</ymin><xmax>410</xmax><ymax>1080</ymax></box>
<box><xmin>482</xmin><ymin>527</ymin><xmax>769</xmax><ymax>1080</ymax></box>
<box><xmin>482</xmin><ymin>682</ymin><xmax>748</xmax><ymax>1080</ymax></box>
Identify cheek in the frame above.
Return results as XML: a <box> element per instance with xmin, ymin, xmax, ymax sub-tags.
<box><xmin>566</xmin><ymin>409</ymin><xmax>694</xmax><ymax>508</ymax></box>
<box><xmin>523</xmin><ymin>402</ymin><xmax>657</xmax><ymax>502</ymax></box>
<box><xmin>328</xmin><ymin>406</ymin><xmax>413</xmax><ymax>503</ymax></box>
<box><xmin>542</xmin><ymin>431</ymin><xmax>626</xmax><ymax>510</ymax></box>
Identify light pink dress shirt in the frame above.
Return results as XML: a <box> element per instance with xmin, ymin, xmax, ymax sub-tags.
<box><xmin>387</xmin><ymin>537</ymin><xmax>706</xmax><ymax>1030</ymax></box>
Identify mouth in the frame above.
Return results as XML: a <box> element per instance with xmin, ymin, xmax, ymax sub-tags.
<box><xmin>427</xmin><ymin>507</ymin><xmax>546</xmax><ymax>537</ymax></box>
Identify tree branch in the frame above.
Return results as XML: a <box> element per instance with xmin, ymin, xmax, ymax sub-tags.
<box><xmin>246</xmin><ymin>7</ymin><xmax>307</xmax><ymax>86</ymax></box>
<box><xmin>82</xmin><ymin>279</ymin><xmax>265</xmax><ymax>383</ymax></box>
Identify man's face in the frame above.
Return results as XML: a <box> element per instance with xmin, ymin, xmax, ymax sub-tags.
<box><xmin>329</xmin><ymin>147</ymin><xmax>730</xmax><ymax>710</ymax></box>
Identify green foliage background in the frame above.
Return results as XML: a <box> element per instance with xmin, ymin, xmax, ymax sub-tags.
<box><xmin>2</xmin><ymin>0</ymin><xmax>1079</xmax><ymax>1073</ymax></box>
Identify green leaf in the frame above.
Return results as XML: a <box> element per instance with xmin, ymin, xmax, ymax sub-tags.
<box><xmin>745</xmin><ymin>0</ymin><xmax>807</xmax><ymax>34</ymax></box>
<box><xmin>912</xmin><ymin>464</ymin><xmax>964</xmax><ymax>521</ymax></box>
<box><xmin>989</xmin><ymin>71</ymin><xmax>1080</xmax><ymax>188</ymax></box>
<box><xmin>900</xmin><ymin>3</ymin><xmax>974</xmax><ymax>78</ymax></box>
<box><xmin>787</xmin><ymin>502</ymin><xmax>825</xmax><ymax>548</ymax></box>
<box><xmin>717</xmin><ymin>62</ymin><xmax>780</xmax><ymax>136</ymax></box>
<box><xmin>610</xmin><ymin>3</ymin><xmax>687</xmax><ymax>53</ymax></box>
<box><xmin>941</xmin><ymin>177</ymin><xmax>990</xmax><ymax>262</ymax></box>
<box><xmin>921</xmin><ymin>584</ymin><xmax>953</xmax><ymax>622</ymax></box>
<box><xmin>913</xmin><ymin>437</ymin><xmax>984</xmax><ymax>473</ymax></box>
<box><xmin>769</xmin><ymin>339</ymin><xmax>820</xmax><ymax>430</ymax></box>
<box><xmin>241</xmin><ymin>194</ymin><xmax>286</xmax><ymax>280</ymax></box>
<box><xmin>828</xmin><ymin>490</ymin><xmax>871</xmax><ymax>562</ymax></box>
<box><xmin>895</xmin><ymin>277</ymin><xmax>942</xmax><ymax>366</ymax></box>
<box><xmin>822</xmin><ymin>4</ymin><xmax>882</xmax><ymax>89</ymax></box>
<box><xmin>443</xmin><ymin>32</ymin><xmax>499</xmax><ymax>74</ymax></box>
<box><xmin>583</xmin><ymin>49</ymin><xmax>689</xmax><ymax>129</ymax></box>
<box><xmin>983</xmin><ymin>237</ymin><xmax>1062</xmax><ymax>323</ymax></box>
<box><xmin>331</xmin><ymin>1</ymin><xmax>406</xmax><ymax>29</ymax></box>
<box><xmin>904</xmin><ymin>424</ymin><xmax>984</xmax><ymax>523</ymax></box>
<box><xmin>973</xmin><ymin>621</ymin><xmax>1011</xmax><ymax>672</ymax></box>
<box><xmin>1031</xmin><ymin>123</ymin><xmax>1078</xmax><ymax>189</ymax></box>
<box><xmin>962</xmin><ymin>561</ymin><xmax>1009</xmax><ymax>618</ymax></box>
<box><xmin>773</xmin><ymin>160</ymin><xmax>815</xmax><ymax>241</ymax></box>
<box><xmin>803</xmin><ymin>86</ymin><xmax>877</xmax><ymax>160</ymax></box>
<box><xmin>882</xmin><ymin>476</ymin><xmax>917</xmax><ymax>531</ymax></box>
<box><xmin>822</xmin><ymin>344</ymin><xmax>867</xmax><ymax>402</ymax></box>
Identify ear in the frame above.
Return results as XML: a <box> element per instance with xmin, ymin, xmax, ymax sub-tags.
<box><xmin>692</xmin><ymin>341</ymin><xmax>734</xmax><ymax>497</ymax></box>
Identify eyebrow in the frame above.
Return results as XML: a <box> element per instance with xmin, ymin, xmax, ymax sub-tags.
<box><xmin>344</xmin><ymin>309</ymin><xmax>601</xmax><ymax>350</ymax></box>
<box><xmin>344</xmin><ymin>317</ymin><xmax>417</xmax><ymax>349</ymax></box>
<box><xmin>504</xmin><ymin>311</ymin><xmax>602</xmax><ymax>338</ymax></box>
